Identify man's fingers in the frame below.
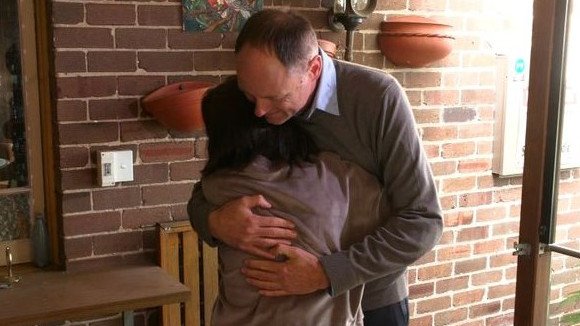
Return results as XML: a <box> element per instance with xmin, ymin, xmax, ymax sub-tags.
<box><xmin>255</xmin><ymin>216</ymin><xmax>296</xmax><ymax>230</ymax></box>
<box><xmin>246</xmin><ymin>278</ymin><xmax>280</xmax><ymax>291</ymax></box>
<box><xmin>244</xmin><ymin>194</ymin><xmax>272</xmax><ymax>209</ymax></box>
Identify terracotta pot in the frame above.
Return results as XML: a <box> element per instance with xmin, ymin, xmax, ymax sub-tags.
<box><xmin>379</xmin><ymin>15</ymin><xmax>453</xmax><ymax>35</ymax></box>
<box><xmin>318</xmin><ymin>39</ymin><xmax>337</xmax><ymax>58</ymax></box>
<box><xmin>377</xmin><ymin>15</ymin><xmax>454</xmax><ymax>67</ymax></box>
<box><xmin>142</xmin><ymin>81</ymin><xmax>215</xmax><ymax>132</ymax></box>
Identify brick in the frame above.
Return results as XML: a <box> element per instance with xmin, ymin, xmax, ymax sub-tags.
<box><xmin>138</xmin><ymin>51</ymin><xmax>193</xmax><ymax>72</ymax></box>
<box><xmin>194</xmin><ymin>51</ymin><xmax>236</xmax><ymax>71</ymax></box>
<box><xmin>443</xmin><ymin>107</ymin><xmax>477</xmax><ymax>122</ymax></box>
<box><xmin>57</xmin><ymin>100</ymin><xmax>87</xmax><ymax>122</ymax></box>
<box><xmin>120</xmin><ymin>120</ymin><xmax>168</xmax><ymax>141</ymax></box>
<box><xmin>409</xmin><ymin>0</ymin><xmax>447</xmax><ymax>11</ymax></box>
<box><xmin>86</xmin><ymin>3</ymin><xmax>135</xmax><ymax>26</ymax></box>
<box><xmin>354</xmin><ymin>53</ymin><xmax>385</xmax><ymax>69</ymax></box>
<box><xmin>458</xmin><ymin>158</ymin><xmax>491</xmax><ymax>173</ymax></box>
<box><xmin>417</xmin><ymin>263</ymin><xmax>453</xmax><ymax>281</ymax></box>
<box><xmin>437</xmin><ymin>244</ymin><xmax>471</xmax><ymax>261</ymax></box>
<box><xmin>376</xmin><ymin>0</ymin><xmax>406</xmax><ymax>10</ymax></box>
<box><xmin>63</xmin><ymin>211</ymin><xmax>121</xmax><ymax>236</ymax></box>
<box><xmin>422</xmin><ymin>126</ymin><xmax>457</xmax><ymax>141</ymax></box>
<box><xmin>89</xmin><ymin>98</ymin><xmax>139</xmax><ymax>120</ymax></box>
<box><xmin>67</xmin><ymin>252</ymin><xmax>149</xmax><ymax>272</ymax></box>
<box><xmin>409</xmin><ymin>315</ymin><xmax>432</xmax><ymax>326</ymax></box>
<box><xmin>116</xmin><ymin>28</ymin><xmax>167</xmax><ymax>49</ymax></box>
<box><xmin>406</xmin><ymin>90</ymin><xmax>422</xmax><ymax>106</ymax></box>
<box><xmin>64</xmin><ymin>237</ymin><xmax>93</xmax><ymax>259</ymax></box>
<box><xmin>300</xmin><ymin>10</ymin><xmax>330</xmax><ymax>29</ymax></box>
<box><xmin>448</xmin><ymin>0</ymin><xmax>484</xmax><ymax>12</ymax></box>
<box><xmin>139</xmin><ymin>141</ymin><xmax>195</xmax><ymax>163</ymax></box>
<box><xmin>415</xmin><ymin>250</ymin><xmax>436</xmax><ymax>265</ymax></box>
<box><xmin>122</xmin><ymin>206</ymin><xmax>171</xmax><ymax>229</ymax></box>
<box><xmin>434</xmin><ymin>307</ymin><xmax>468</xmax><ymax>326</ymax></box>
<box><xmin>171</xmin><ymin>204</ymin><xmax>189</xmax><ymax>221</ymax></box>
<box><xmin>472</xmin><ymin>270</ymin><xmax>502</xmax><ymax>286</ymax></box>
<box><xmin>442</xmin><ymin>176</ymin><xmax>476</xmax><ymax>193</ymax></box>
<box><xmin>459</xmin><ymin>191</ymin><xmax>492</xmax><ymax>207</ymax></box>
<box><xmin>93</xmin><ymin>187</ymin><xmax>142</xmax><ymax>210</ymax></box>
<box><xmin>143</xmin><ymin>229</ymin><xmax>157</xmax><ymax>251</ymax></box>
<box><xmin>458</xmin><ymin>123</ymin><xmax>493</xmax><ymax>138</ymax></box>
<box><xmin>490</xmin><ymin>251</ymin><xmax>517</xmax><ymax>268</ymax></box>
<box><xmin>430</xmin><ymin>161</ymin><xmax>456</xmax><ymax>176</ymax></box>
<box><xmin>474</xmin><ymin>239</ymin><xmax>504</xmax><ymax>254</ymax></box>
<box><xmin>118</xmin><ymin>76</ymin><xmax>165</xmax><ymax>96</ymax></box>
<box><xmin>486</xmin><ymin>314</ymin><xmax>514</xmax><ymax>326</ymax></box>
<box><xmin>62</xmin><ymin>192</ymin><xmax>91</xmax><ymax>214</ymax></box>
<box><xmin>457</xmin><ymin>226</ymin><xmax>488</xmax><ymax>242</ymax></box>
<box><xmin>130</xmin><ymin>163</ymin><xmax>169</xmax><ymax>184</ymax></box>
<box><xmin>469</xmin><ymin>301</ymin><xmax>501</xmax><ymax>318</ymax></box>
<box><xmin>475</xmin><ymin>206</ymin><xmax>508</xmax><ymax>222</ymax></box>
<box><xmin>403</xmin><ymin>72</ymin><xmax>443</xmax><ymax>88</ymax></box>
<box><xmin>57</xmin><ymin>76</ymin><xmax>118</xmax><ymax>98</ymax></box>
<box><xmin>55</xmin><ymin>51</ymin><xmax>86</xmax><ymax>73</ymax></box>
<box><xmin>87</xmin><ymin>51</ymin><xmax>136</xmax><ymax>72</ymax></box>
<box><xmin>436</xmin><ymin>276</ymin><xmax>469</xmax><ymax>294</ymax></box>
<box><xmin>416</xmin><ymin>296</ymin><xmax>451</xmax><ymax>314</ymax></box>
<box><xmin>424</xmin><ymin>90</ymin><xmax>460</xmax><ymax>106</ymax></box>
<box><xmin>52</xmin><ymin>2</ymin><xmax>84</xmax><ymax>24</ymax></box>
<box><xmin>442</xmin><ymin>142</ymin><xmax>476</xmax><ymax>158</ymax></box>
<box><xmin>59</xmin><ymin>122</ymin><xmax>119</xmax><ymax>145</ymax></box>
<box><xmin>409</xmin><ymin>282</ymin><xmax>434</xmax><ymax>299</ymax></box>
<box><xmin>443</xmin><ymin>210</ymin><xmax>473</xmax><ymax>227</ymax></box>
<box><xmin>137</xmin><ymin>5</ymin><xmax>181</xmax><ymax>26</ymax></box>
<box><xmin>455</xmin><ymin>257</ymin><xmax>487</xmax><ymax>275</ymax></box>
<box><xmin>462</xmin><ymin>89</ymin><xmax>496</xmax><ymax>105</ymax></box>
<box><xmin>142</xmin><ymin>183</ymin><xmax>194</xmax><ymax>205</ymax></box>
<box><xmin>60</xmin><ymin>146</ymin><xmax>89</xmax><ymax>168</ymax></box>
<box><xmin>221</xmin><ymin>32</ymin><xmax>238</xmax><ymax>49</ymax></box>
<box><xmin>439</xmin><ymin>195</ymin><xmax>456</xmax><ymax>210</ymax></box>
<box><xmin>491</xmin><ymin>221</ymin><xmax>519</xmax><ymax>237</ymax></box>
<box><xmin>488</xmin><ymin>283</ymin><xmax>516</xmax><ymax>299</ymax></box>
<box><xmin>61</xmin><ymin>169</ymin><xmax>94</xmax><ymax>190</ymax></box>
<box><xmin>170</xmin><ymin>160</ymin><xmax>205</xmax><ymax>181</ymax></box>
<box><xmin>413</xmin><ymin>109</ymin><xmax>440</xmax><ymax>125</ymax></box>
<box><xmin>455</xmin><ymin>289</ymin><xmax>487</xmax><ymax>308</ymax></box>
<box><xmin>168</xmin><ymin>29</ymin><xmax>222</xmax><ymax>49</ymax></box>
<box><xmin>194</xmin><ymin>138</ymin><xmax>208</xmax><ymax>159</ymax></box>
<box><xmin>494</xmin><ymin>187</ymin><xmax>522</xmax><ymax>203</ymax></box>
<box><xmin>54</xmin><ymin>27</ymin><xmax>114</xmax><ymax>48</ymax></box>
<box><xmin>93</xmin><ymin>231</ymin><xmax>142</xmax><ymax>255</ymax></box>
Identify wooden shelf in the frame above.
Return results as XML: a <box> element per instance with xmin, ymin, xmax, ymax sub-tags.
<box><xmin>0</xmin><ymin>264</ymin><xmax>190</xmax><ymax>325</ymax></box>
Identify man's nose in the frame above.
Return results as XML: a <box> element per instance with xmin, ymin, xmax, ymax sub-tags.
<box><xmin>254</xmin><ymin>99</ymin><xmax>269</xmax><ymax>117</ymax></box>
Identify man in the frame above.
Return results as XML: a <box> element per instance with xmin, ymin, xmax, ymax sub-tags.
<box><xmin>189</xmin><ymin>9</ymin><xmax>443</xmax><ymax>325</ymax></box>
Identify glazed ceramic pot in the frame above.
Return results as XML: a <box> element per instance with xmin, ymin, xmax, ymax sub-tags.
<box><xmin>377</xmin><ymin>15</ymin><xmax>455</xmax><ymax>67</ymax></box>
<box><xmin>142</xmin><ymin>81</ymin><xmax>215</xmax><ymax>132</ymax></box>
<box><xmin>317</xmin><ymin>39</ymin><xmax>338</xmax><ymax>58</ymax></box>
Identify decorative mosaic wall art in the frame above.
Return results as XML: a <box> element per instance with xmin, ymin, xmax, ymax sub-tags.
<box><xmin>182</xmin><ymin>0</ymin><xmax>263</xmax><ymax>32</ymax></box>
<box><xmin>0</xmin><ymin>192</ymin><xmax>30</xmax><ymax>241</ymax></box>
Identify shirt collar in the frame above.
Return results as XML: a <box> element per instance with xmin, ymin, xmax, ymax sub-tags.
<box><xmin>300</xmin><ymin>49</ymin><xmax>340</xmax><ymax>119</ymax></box>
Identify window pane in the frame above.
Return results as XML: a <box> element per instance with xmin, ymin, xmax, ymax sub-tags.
<box><xmin>1</xmin><ymin>0</ymin><xmax>29</xmax><ymax>189</ymax></box>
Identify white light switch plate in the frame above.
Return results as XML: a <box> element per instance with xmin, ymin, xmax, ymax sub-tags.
<box><xmin>97</xmin><ymin>150</ymin><xmax>134</xmax><ymax>187</ymax></box>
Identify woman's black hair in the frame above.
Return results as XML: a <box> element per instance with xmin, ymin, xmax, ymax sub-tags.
<box><xmin>201</xmin><ymin>76</ymin><xmax>319</xmax><ymax>177</ymax></box>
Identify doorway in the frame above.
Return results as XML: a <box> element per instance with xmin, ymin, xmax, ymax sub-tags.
<box><xmin>514</xmin><ymin>0</ymin><xmax>580</xmax><ymax>325</ymax></box>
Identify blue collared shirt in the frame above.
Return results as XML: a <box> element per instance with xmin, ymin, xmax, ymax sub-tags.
<box><xmin>302</xmin><ymin>49</ymin><xmax>340</xmax><ymax>119</ymax></box>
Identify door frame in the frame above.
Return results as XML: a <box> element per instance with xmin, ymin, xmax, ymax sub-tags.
<box><xmin>514</xmin><ymin>0</ymin><xmax>571</xmax><ymax>325</ymax></box>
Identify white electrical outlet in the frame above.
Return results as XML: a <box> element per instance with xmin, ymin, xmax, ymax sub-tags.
<box><xmin>97</xmin><ymin>150</ymin><xmax>134</xmax><ymax>187</ymax></box>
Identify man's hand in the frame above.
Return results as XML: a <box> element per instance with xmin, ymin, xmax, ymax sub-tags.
<box><xmin>241</xmin><ymin>244</ymin><xmax>330</xmax><ymax>297</ymax></box>
<box><xmin>208</xmin><ymin>195</ymin><xmax>297</xmax><ymax>259</ymax></box>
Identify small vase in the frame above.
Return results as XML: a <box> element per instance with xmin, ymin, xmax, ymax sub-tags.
<box><xmin>31</xmin><ymin>215</ymin><xmax>50</xmax><ymax>267</ymax></box>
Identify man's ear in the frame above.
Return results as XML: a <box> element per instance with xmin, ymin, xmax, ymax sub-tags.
<box><xmin>308</xmin><ymin>55</ymin><xmax>322</xmax><ymax>81</ymax></box>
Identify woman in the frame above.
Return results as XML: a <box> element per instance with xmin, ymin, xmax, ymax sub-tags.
<box><xmin>200</xmin><ymin>77</ymin><xmax>386</xmax><ymax>325</ymax></box>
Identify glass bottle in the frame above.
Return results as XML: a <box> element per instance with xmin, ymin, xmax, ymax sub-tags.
<box><xmin>31</xmin><ymin>214</ymin><xmax>50</xmax><ymax>267</ymax></box>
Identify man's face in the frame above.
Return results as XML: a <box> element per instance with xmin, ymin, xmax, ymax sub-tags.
<box><xmin>236</xmin><ymin>46</ymin><xmax>320</xmax><ymax>125</ymax></box>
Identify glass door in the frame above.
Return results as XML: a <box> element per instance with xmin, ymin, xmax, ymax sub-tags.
<box><xmin>0</xmin><ymin>0</ymin><xmax>45</xmax><ymax>266</ymax></box>
<box><xmin>514</xmin><ymin>0</ymin><xmax>580</xmax><ymax>325</ymax></box>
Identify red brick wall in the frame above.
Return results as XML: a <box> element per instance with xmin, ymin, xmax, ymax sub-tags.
<box><xmin>50</xmin><ymin>0</ymin><xmax>580</xmax><ymax>325</ymax></box>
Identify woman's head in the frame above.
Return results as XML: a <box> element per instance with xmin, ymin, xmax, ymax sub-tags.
<box><xmin>201</xmin><ymin>76</ymin><xmax>318</xmax><ymax>176</ymax></box>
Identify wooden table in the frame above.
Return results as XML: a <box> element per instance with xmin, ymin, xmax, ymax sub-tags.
<box><xmin>0</xmin><ymin>264</ymin><xmax>190</xmax><ymax>326</ymax></box>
